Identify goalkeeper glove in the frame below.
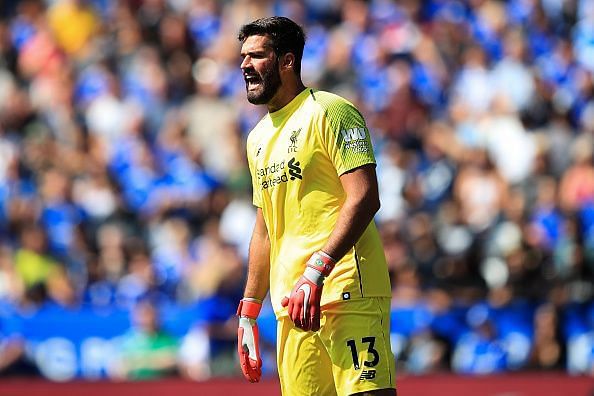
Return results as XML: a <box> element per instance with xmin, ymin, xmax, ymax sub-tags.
<box><xmin>281</xmin><ymin>251</ymin><xmax>336</xmax><ymax>332</ymax></box>
<box><xmin>237</xmin><ymin>298</ymin><xmax>262</xmax><ymax>383</ymax></box>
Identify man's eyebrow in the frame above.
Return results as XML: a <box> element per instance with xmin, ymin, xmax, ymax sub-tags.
<box><xmin>240</xmin><ymin>49</ymin><xmax>267</xmax><ymax>57</ymax></box>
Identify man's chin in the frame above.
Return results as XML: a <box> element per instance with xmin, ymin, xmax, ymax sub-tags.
<box><xmin>246</xmin><ymin>91</ymin><xmax>268</xmax><ymax>105</ymax></box>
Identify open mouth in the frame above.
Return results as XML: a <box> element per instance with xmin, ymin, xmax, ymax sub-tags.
<box><xmin>244</xmin><ymin>74</ymin><xmax>261</xmax><ymax>90</ymax></box>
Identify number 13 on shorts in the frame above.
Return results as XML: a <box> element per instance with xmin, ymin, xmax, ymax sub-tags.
<box><xmin>328</xmin><ymin>298</ymin><xmax>396</xmax><ymax>394</ymax></box>
<box><xmin>346</xmin><ymin>336</ymin><xmax>380</xmax><ymax>372</ymax></box>
<box><xmin>277</xmin><ymin>297</ymin><xmax>396</xmax><ymax>395</ymax></box>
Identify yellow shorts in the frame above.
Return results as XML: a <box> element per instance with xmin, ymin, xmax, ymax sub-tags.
<box><xmin>277</xmin><ymin>297</ymin><xmax>396</xmax><ymax>396</ymax></box>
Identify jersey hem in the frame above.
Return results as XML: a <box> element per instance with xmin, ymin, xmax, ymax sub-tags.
<box><xmin>273</xmin><ymin>294</ymin><xmax>392</xmax><ymax>318</ymax></box>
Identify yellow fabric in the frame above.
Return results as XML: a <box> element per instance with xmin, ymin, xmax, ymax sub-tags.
<box><xmin>246</xmin><ymin>88</ymin><xmax>392</xmax><ymax>317</ymax></box>
<box><xmin>276</xmin><ymin>298</ymin><xmax>395</xmax><ymax>396</ymax></box>
<box><xmin>14</xmin><ymin>249</ymin><xmax>58</xmax><ymax>288</ymax></box>
<box><xmin>48</xmin><ymin>1</ymin><xmax>97</xmax><ymax>54</ymax></box>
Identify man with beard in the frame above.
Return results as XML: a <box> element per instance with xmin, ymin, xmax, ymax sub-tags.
<box><xmin>236</xmin><ymin>17</ymin><xmax>396</xmax><ymax>396</ymax></box>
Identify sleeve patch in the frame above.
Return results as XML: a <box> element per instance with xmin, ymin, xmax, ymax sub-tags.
<box><xmin>340</xmin><ymin>127</ymin><xmax>370</xmax><ymax>154</ymax></box>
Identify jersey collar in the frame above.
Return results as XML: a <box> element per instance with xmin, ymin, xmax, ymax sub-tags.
<box><xmin>269</xmin><ymin>88</ymin><xmax>311</xmax><ymax>124</ymax></box>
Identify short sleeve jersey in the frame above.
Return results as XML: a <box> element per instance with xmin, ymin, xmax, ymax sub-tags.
<box><xmin>246</xmin><ymin>88</ymin><xmax>391</xmax><ymax>317</ymax></box>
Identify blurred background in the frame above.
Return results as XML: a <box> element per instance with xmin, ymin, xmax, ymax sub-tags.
<box><xmin>0</xmin><ymin>0</ymin><xmax>593</xmax><ymax>385</ymax></box>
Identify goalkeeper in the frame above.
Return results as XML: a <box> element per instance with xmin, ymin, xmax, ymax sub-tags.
<box><xmin>236</xmin><ymin>16</ymin><xmax>396</xmax><ymax>396</ymax></box>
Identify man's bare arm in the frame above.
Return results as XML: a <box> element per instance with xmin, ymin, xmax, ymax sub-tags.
<box><xmin>321</xmin><ymin>164</ymin><xmax>380</xmax><ymax>260</ymax></box>
<box><xmin>243</xmin><ymin>207</ymin><xmax>271</xmax><ymax>300</ymax></box>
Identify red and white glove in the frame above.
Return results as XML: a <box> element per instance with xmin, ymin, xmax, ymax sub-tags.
<box><xmin>281</xmin><ymin>251</ymin><xmax>336</xmax><ymax>332</ymax></box>
<box><xmin>237</xmin><ymin>298</ymin><xmax>262</xmax><ymax>383</ymax></box>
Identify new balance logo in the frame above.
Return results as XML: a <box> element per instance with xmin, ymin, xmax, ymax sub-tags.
<box><xmin>341</xmin><ymin>127</ymin><xmax>366</xmax><ymax>142</ymax></box>
<box><xmin>288</xmin><ymin>157</ymin><xmax>302</xmax><ymax>180</ymax></box>
<box><xmin>359</xmin><ymin>370</ymin><xmax>376</xmax><ymax>380</ymax></box>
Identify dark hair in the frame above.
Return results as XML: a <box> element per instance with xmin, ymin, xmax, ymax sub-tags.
<box><xmin>238</xmin><ymin>16</ymin><xmax>306</xmax><ymax>75</ymax></box>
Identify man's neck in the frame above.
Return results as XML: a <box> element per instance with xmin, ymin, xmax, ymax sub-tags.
<box><xmin>267</xmin><ymin>81</ymin><xmax>306</xmax><ymax>113</ymax></box>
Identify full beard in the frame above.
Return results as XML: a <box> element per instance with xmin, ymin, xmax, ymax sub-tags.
<box><xmin>245</xmin><ymin>63</ymin><xmax>282</xmax><ymax>105</ymax></box>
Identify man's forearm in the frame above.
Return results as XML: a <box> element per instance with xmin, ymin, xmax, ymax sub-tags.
<box><xmin>237</xmin><ymin>221</ymin><xmax>267</xmax><ymax>383</ymax></box>
<box><xmin>321</xmin><ymin>165</ymin><xmax>381</xmax><ymax>262</ymax></box>
<box><xmin>321</xmin><ymin>196</ymin><xmax>379</xmax><ymax>262</ymax></box>
<box><xmin>243</xmin><ymin>228</ymin><xmax>271</xmax><ymax>301</ymax></box>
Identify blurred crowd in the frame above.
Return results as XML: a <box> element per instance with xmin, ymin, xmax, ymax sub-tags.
<box><xmin>0</xmin><ymin>0</ymin><xmax>593</xmax><ymax>381</ymax></box>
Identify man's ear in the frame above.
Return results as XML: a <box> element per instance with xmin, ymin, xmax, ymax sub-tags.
<box><xmin>281</xmin><ymin>53</ymin><xmax>296</xmax><ymax>72</ymax></box>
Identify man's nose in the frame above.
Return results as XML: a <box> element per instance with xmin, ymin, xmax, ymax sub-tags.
<box><xmin>241</xmin><ymin>56</ymin><xmax>251</xmax><ymax>69</ymax></box>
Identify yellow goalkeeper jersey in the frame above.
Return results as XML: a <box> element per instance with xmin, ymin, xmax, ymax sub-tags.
<box><xmin>246</xmin><ymin>88</ymin><xmax>392</xmax><ymax>317</ymax></box>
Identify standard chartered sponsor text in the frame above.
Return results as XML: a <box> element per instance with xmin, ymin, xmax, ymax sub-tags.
<box><xmin>257</xmin><ymin>160</ymin><xmax>285</xmax><ymax>178</ymax></box>
<box><xmin>257</xmin><ymin>158</ymin><xmax>302</xmax><ymax>190</ymax></box>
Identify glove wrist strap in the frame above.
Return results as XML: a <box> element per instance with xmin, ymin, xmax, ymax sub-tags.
<box><xmin>237</xmin><ymin>298</ymin><xmax>262</xmax><ymax>319</ymax></box>
<box><xmin>303</xmin><ymin>266</ymin><xmax>325</xmax><ymax>286</ymax></box>
<box><xmin>306</xmin><ymin>250</ymin><xmax>337</xmax><ymax>277</ymax></box>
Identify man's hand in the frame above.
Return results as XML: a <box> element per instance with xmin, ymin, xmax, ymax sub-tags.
<box><xmin>281</xmin><ymin>251</ymin><xmax>336</xmax><ymax>331</ymax></box>
<box><xmin>237</xmin><ymin>298</ymin><xmax>262</xmax><ymax>383</ymax></box>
